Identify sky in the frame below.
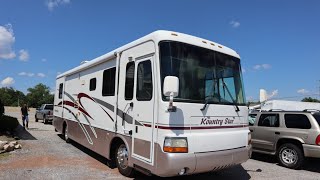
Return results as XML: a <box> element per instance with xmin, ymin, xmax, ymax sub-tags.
<box><xmin>0</xmin><ymin>0</ymin><xmax>319</xmax><ymax>101</ymax></box>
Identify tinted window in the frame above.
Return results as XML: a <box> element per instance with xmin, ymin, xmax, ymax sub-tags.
<box><xmin>90</xmin><ymin>78</ymin><xmax>96</xmax><ymax>91</ymax></box>
<box><xmin>313</xmin><ymin>113</ymin><xmax>320</xmax><ymax>126</ymax></box>
<box><xmin>248</xmin><ymin>114</ymin><xmax>257</xmax><ymax>126</ymax></box>
<box><xmin>102</xmin><ymin>67</ymin><xmax>116</xmax><ymax>96</ymax></box>
<box><xmin>258</xmin><ymin>114</ymin><xmax>279</xmax><ymax>127</ymax></box>
<box><xmin>136</xmin><ymin>60</ymin><xmax>153</xmax><ymax>101</ymax></box>
<box><xmin>44</xmin><ymin>105</ymin><xmax>53</xmax><ymax>110</ymax></box>
<box><xmin>285</xmin><ymin>114</ymin><xmax>311</xmax><ymax>129</ymax></box>
<box><xmin>125</xmin><ymin>62</ymin><xmax>135</xmax><ymax>100</ymax></box>
<box><xmin>58</xmin><ymin>83</ymin><xmax>63</xmax><ymax>99</ymax></box>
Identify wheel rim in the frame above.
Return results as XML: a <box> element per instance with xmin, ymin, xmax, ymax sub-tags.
<box><xmin>65</xmin><ymin>126</ymin><xmax>68</xmax><ymax>140</ymax></box>
<box><xmin>117</xmin><ymin>144</ymin><xmax>129</xmax><ymax>169</ymax></box>
<box><xmin>281</xmin><ymin>148</ymin><xmax>297</xmax><ymax>164</ymax></box>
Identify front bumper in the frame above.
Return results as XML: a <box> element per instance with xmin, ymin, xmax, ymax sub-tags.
<box><xmin>153</xmin><ymin>145</ymin><xmax>252</xmax><ymax>177</ymax></box>
<box><xmin>303</xmin><ymin>144</ymin><xmax>320</xmax><ymax>158</ymax></box>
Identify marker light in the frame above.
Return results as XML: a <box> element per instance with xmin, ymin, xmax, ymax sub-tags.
<box><xmin>316</xmin><ymin>134</ymin><xmax>320</xmax><ymax>146</ymax></box>
<box><xmin>171</xmin><ymin>33</ymin><xmax>178</xmax><ymax>36</ymax></box>
<box><xmin>163</xmin><ymin>137</ymin><xmax>188</xmax><ymax>153</ymax></box>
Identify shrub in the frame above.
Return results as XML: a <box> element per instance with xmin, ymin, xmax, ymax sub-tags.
<box><xmin>0</xmin><ymin>115</ymin><xmax>19</xmax><ymax>131</ymax></box>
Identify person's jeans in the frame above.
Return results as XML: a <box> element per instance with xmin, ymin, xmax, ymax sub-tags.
<box><xmin>22</xmin><ymin>115</ymin><xmax>29</xmax><ymax>128</ymax></box>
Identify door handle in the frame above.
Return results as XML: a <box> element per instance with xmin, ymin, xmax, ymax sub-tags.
<box><xmin>250</xmin><ymin>129</ymin><xmax>253</xmax><ymax>132</ymax></box>
<box><xmin>136</xmin><ymin>126</ymin><xmax>138</xmax><ymax>133</ymax></box>
<box><xmin>275</xmin><ymin>132</ymin><xmax>280</xmax><ymax>135</ymax></box>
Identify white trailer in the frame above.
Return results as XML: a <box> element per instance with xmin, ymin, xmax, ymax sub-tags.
<box><xmin>261</xmin><ymin>100</ymin><xmax>320</xmax><ymax>111</ymax></box>
<box><xmin>53</xmin><ymin>30</ymin><xmax>251</xmax><ymax>177</ymax></box>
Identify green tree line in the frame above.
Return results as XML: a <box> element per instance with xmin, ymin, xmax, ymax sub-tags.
<box><xmin>0</xmin><ymin>83</ymin><xmax>54</xmax><ymax>108</ymax></box>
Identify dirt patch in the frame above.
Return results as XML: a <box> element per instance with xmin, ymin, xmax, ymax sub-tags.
<box><xmin>0</xmin><ymin>154</ymin><xmax>110</xmax><ymax>171</ymax></box>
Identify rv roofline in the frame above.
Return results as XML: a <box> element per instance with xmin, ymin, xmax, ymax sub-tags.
<box><xmin>56</xmin><ymin>30</ymin><xmax>240</xmax><ymax>79</ymax></box>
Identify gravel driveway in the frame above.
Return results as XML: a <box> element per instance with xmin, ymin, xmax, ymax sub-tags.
<box><xmin>1</xmin><ymin>110</ymin><xmax>320</xmax><ymax>180</ymax></box>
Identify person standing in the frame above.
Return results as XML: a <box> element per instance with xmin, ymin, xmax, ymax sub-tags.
<box><xmin>21</xmin><ymin>104</ymin><xmax>29</xmax><ymax>129</ymax></box>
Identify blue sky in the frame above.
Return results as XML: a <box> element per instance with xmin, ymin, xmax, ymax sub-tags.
<box><xmin>0</xmin><ymin>0</ymin><xmax>319</xmax><ymax>101</ymax></box>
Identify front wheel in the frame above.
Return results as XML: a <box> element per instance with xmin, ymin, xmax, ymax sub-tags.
<box><xmin>277</xmin><ymin>143</ymin><xmax>304</xmax><ymax>169</ymax></box>
<box><xmin>115</xmin><ymin>143</ymin><xmax>134</xmax><ymax>177</ymax></box>
<box><xmin>64</xmin><ymin>124</ymin><xmax>71</xmax><ymax>143</ymax></box>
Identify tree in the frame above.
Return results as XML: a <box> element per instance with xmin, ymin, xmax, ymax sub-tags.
<box><xmin>301</xmin><ymin>97</ymin><xmax>320</xmax><ymax>103</ymax></box>
<box><xmin>26</xmin><ymin>83</ymin><xmax>54</xmax><ymax>108</ymax></box>
<box><xmin>0</xmin><ymin>87</ymin><xmax>26</xmax><ymax>106</ymax></box>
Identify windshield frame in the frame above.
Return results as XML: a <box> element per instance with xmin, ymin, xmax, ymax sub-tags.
<box><xmin>159</xmin><ymin>40</ymin><xmax>246</xmax><ymax>106</ymax></box>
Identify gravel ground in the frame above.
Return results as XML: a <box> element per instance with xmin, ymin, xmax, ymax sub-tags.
<box><xmin>1</xmin><ymin>110</ymin><xmax>320</xmax><ymax>180</ymax></box>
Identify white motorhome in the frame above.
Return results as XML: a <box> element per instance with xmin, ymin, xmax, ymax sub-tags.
<box><xmin>53</xmin><ymin>30</ymin><xmax>251</xmax><ymax>177</ymax></box>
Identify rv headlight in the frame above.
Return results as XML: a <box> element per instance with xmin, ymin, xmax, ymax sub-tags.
<box><xmin>163</xmin><ymin>137</ymin><xmax>188</xmax><ymax>153</ymax></box>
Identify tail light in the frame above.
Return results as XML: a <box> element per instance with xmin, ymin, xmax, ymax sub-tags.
<box><xmin>248</xmin><ymin>132</ymin><xmax>252</xmax><ymax>145</ymax></box>
<box><xmin>316</xmin><ymin>135</ymin><xmax>320</xmax><ymax>146</ymax></box>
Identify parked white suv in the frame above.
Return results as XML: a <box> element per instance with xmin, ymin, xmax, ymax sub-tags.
<box><xmin>35</xmin><ymin>104</ymin><xmax>54</xmax><ymax>124</ymax></box>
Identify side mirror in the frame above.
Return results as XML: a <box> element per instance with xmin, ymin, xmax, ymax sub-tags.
<box><xmin>163</xmin><ymin>76</ymin><xmax>179</xmax><ymax>112</ymax></box>
<box><xmin>163</xmin><ymin>76</ymin><xmax>179</xmax><ymax>97</ymax></box>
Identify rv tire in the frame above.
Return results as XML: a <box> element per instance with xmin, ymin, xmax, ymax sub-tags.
<box><xmin>63</xmin><ymin>123</ymin><xmax>71</xmax><ymax>143</ymax></box>
<box><xmin>115</xmin><ymin>143</ymin><xmax>134</xmax><ymax>177</ymax></box>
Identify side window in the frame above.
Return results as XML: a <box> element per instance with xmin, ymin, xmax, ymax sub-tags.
<box><xmin>102</xmin><ymin>67</ymin><xmax>116</xmax><ymax>96</ymax></box>
<box><xmin>58</xmin><ymin>83</ymin><xmax>63</xmax><ymax>99</ymax></box>
<box><xmin>136</xmin><ymin>60</ymin><xmax>153</xmax><ymax>101</ymax></box>
<box><xmin>285</xmin><ymin>114</ymin><xmax>311</xmax><ymax>129</ymax></box>
<box><xmin>89</xmin><ymin>78</ymin><xmax>96</xmax><ymax>91</ymax></box>
<box><xmin>248</xmin><ymin>114</ymin><xmax>257</xmax><ymax>126</ymax></box>
<box><xmin>258</xmin><ymin>114</ymin><xmax>279</xmax><ymax>127</ymax></box>
<box><xmin>125</xmin><ymin>62</ymin><xmax>135</xmax><ymax>100</ymax></box>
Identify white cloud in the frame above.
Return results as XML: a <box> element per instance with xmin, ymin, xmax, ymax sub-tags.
<box><xmin>18</xmin><ymin>72</ymin><xmax>34</xmax><ymax>77</ymax></box>
<box><xmin>253</xmin><ymin>64</ymin><xmax>272</xmax><ymax>70</ymax></box>
<box><xmin>1</xmin><ymin>77</ymin><xmax>15</xmax><ymax>87</ymax></box>
<box><xmin>242</xmin><ymin>68</ymin><xmax>246</xmax><ymax>73</ymax></box>
<box><xmin>0</xmin><ymin>24</ymin><xmax>16</xmax><ymax>59</ymax></box>
<box><xmin>37</xmin><ymin>73</ymin><xmax>46</xmax><ymax>77</ymax></box>
<box><xmin>230</xmin><ymin>20</ymin><xmax>240</xmax><ymax>28</ymax></box>
<box><xmin>57</xmin><ymin>72</ymin><xmax>61</xmax><ymax>75</ymax></box>
<box><xmin>41</xmin><ymin>58</ymin><xmax>47</xmax><ymax>62</ymax></box>
<box><xmin>18</xmin><ymin>49</ymin><xmax>29</xmax><ymax>61</ymax></box>
<box><xmin>297</xmin><ymin>89</ymin><xmax>309</xmax><ymax>95</ymax></box>
<box><xmin>267</xmin><ymin>90</ymin><xmax>278</xmax><ymax>99</ymax></box>
<box><xmin>46</xmin><ymin>0</ymin><xmax>71</xmax><ymax>11</ymax></box>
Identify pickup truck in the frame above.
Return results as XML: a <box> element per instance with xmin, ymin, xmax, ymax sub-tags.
<box><xmin>35</xmin><ymin>104</ymin><xmax>54</xmax><ymax>124</ymax></box>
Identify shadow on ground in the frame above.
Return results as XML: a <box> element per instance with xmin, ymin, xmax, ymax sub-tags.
<box><xmin>14</xmin><ymin>125</ymin><xmax>37</xmax><ymax>140</ymax></box>
<box><xmin>251</xmin><ymin>152</ymin><xmax>320</xmax><ymax>173</ymax></box>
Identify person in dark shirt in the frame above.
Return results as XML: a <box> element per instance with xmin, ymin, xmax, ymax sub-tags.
<box><xmin>0</xmin><ymin>99</ymin><xmax>4</xmax><ymax>116</ymax></box>
<box><xmin>21</xmin><ymin>104</ymin><xmax>29</xmax><ymax>129</ymax></box>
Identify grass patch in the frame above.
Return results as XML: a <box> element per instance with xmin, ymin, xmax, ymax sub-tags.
<box><xmin>0</xmin><ymin>115</ymin><xmax>19</xmax><ymax>132</ymax></box>
<box><xmin>0</xmin><ymin>152</ymin><xmax>10</xmax><ymax>159</ymax></box>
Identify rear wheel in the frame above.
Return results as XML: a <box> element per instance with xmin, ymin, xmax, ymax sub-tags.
<box><xmin>277</xmin><ymin>143</ymin><xmax>304</xmax><ymax>169</ymax></box>
<box><xmin>63</xmin><ymin>123</ymin><xmax>71</xmax><ymax>143</ymax></box>
<box><xmin>115</xmin><ymin>143</ymin><xmax>134</xmax><ymax>177</ymax></box>
<box><xmin>43</xmin><ymin>115</ymin><xmax>47</xmax><ymax>124</ymax></box>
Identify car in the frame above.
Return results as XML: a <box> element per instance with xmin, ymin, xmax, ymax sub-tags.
<box><xmin>35</xmin><ymin>104</ymin><xmax>54</xmax><ymax>124</ymax></box>
<box><xmin>249</xmin><ymin>110</ymin><xmax>320</xmax><ymax>169</ymax></box>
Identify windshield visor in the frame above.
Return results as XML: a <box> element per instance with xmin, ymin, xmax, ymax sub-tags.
<box><xmin>160</xmin><ymin>41</ymin><xmax>246</xmax><ymax>105</ymax></box>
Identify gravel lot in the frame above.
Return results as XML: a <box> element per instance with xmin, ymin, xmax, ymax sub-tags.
<box><xmin>1</xmin><ymin>109</ymin><xmax>320</xmax><ymax>180</ymax></box>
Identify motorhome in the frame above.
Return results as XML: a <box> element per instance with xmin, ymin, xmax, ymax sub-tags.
<box><xmin>53</xmin><ymin>30</ymin><xmax>251</xmax><ymax>177</ymax></box>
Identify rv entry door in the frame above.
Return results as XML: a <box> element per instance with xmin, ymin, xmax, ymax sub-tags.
<box><xmin>132</xmin><ymin>56</ymin><xmax>155</xmax><ymax>163</ymax></box>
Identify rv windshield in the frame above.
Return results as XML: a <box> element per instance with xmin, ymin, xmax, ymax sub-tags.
<box><xmin>159</xmin><ymin>41</ymin><xmax>246</xmax><ymax>105</ymax></box>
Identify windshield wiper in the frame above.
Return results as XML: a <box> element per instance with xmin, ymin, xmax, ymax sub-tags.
<box><xmin>222</xmin><ymin>81</ymin><xmax>240</xmax><ymax>112</ymax></box>
<box><xmin>200</xmin><ymin>98</ymin><xmax>209</xmax><ymax>111</ymax></box>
